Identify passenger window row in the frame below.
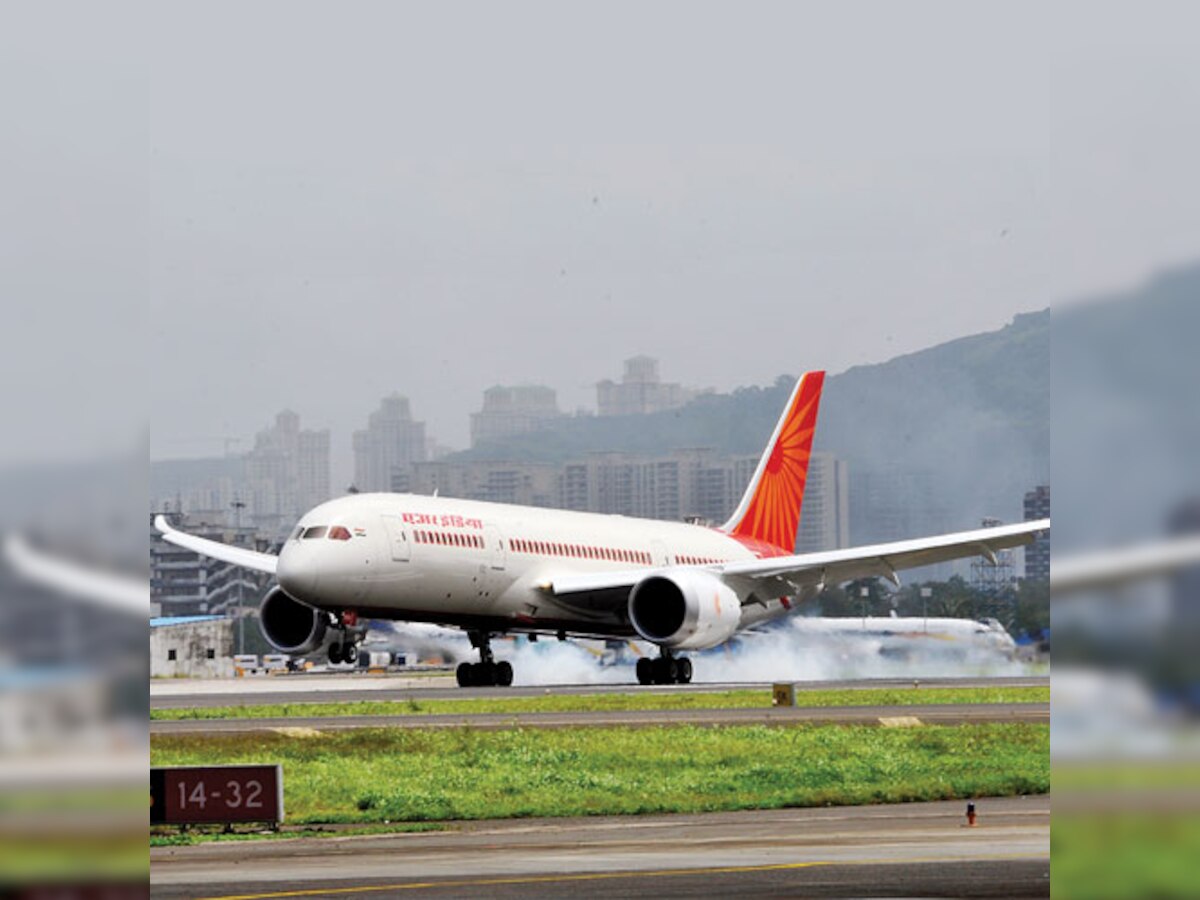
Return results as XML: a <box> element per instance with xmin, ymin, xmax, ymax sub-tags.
<box><xmin>415</xmin><ymin>530</ymin><xmax>484</xmax><ymax>549</ymax></box>
<box><xmin>510</xmin><ymin>538</ymin><xmax>650</xmax><ymax>565</ymax></box>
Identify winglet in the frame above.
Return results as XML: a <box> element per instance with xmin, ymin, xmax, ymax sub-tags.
<box><xmin>721</xmin><ymin>371</ymin><xmax>825</xmax><ymax>553</ymax></box>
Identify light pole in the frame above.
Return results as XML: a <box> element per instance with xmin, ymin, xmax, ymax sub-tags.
<box><xmin>860</xmin><ymin>585</ymin><xmax>870</xmax><ymax>626</ymax></box>
<box><xmin>920</xmin><ymin>586</ymin><xmax>933</xmax><ymax>633</ymax></box>
<box><xmin>232</xmin><ymin>498</ymin><xmax>247</xmax><ymax>655</ymax></box>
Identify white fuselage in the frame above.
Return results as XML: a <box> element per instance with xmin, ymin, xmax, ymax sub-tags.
<box><xmin>789</xmin><ymin>615</ymin><xmax>1017</xmax><ymax>659</ymax></box>
<box><xmin>276</xmin><ymin>493</ymin><xmax>795</xmax><ymax>638</ymax></box>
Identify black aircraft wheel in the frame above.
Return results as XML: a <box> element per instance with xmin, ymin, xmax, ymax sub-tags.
<box><xmin>651</xmin><ymin>658</ymin><xmax>676</xmax><ymax>685</ymax></box>
<box><xmin>328</xmin><ymin>643</ymin><xmax>343</xmax><ymax>665</ymax></box>
<box><xmin>343</xmin><ymin>644</ymin><xmax>358</xmax><ymax>664</ymax></box>
<box><xmin>636</xmin><ymin>657</ymin><xmax>653</xmax><ymax>685</ymax></box>
<box><xmin>495</xmin><ymin>660</ymin><xmax>514</xmax><ymax>687</ymax></box>
<box><xmin>676</xmin><ymin>658</ymin><xmax>693</xmax><ymax>684</ymax></box>
<box><xmin>663</xmin><ymin>658</ymin><xmax>679</xmax><ymax>684</ymax></box>
<box><xmin>456</xmin><ymin>662</ymin><xmax>473</xmax><ymax>687</ymax></box>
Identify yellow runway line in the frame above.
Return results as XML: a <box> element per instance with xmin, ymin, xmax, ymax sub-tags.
<box><xmin>196</xmin><ymin>861</ymin><xmax>831</xmax><ymax>899</ymax></box>
<box><xmin>195</xmin><ymin>851</ymin><xmax>1047</xmax><ymax>900</ymax></box>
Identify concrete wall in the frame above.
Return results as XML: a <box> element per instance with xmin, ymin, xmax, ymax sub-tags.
<box><xmin>150</xmin><ymin>619</ymin><xmax>235</xmax><ymax>678</ymax></box>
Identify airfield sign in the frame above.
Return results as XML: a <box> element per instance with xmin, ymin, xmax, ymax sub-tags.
<box><xmin>151</xmin><ymin>764</ymin><xmax>283</xmax><ymax>827</ymax></box>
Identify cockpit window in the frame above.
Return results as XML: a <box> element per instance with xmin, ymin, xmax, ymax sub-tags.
<box><xmin>301</xmin><ymin>525</ymin><xmax>328</xmax><ymax>540</ymax></box>
<box><xmin>291</xmin><ymin>526</ymin><xmax>304</xmax><ymax>540</ymax></box>
<box><xmin>328</xmin><ymin>526</ymin><xmax>352</xmax><ymax>541</ymax></box>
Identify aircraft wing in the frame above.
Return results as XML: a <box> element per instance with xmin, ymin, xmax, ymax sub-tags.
<box><xmin>154</xmin><ymin>515</ymin><xmax>278</xmax><ymax>575</ymax></box>
<box><xmin>548</xmin><ymin>519</ymin><xmax>1049</xmax><ymax>606</ymax></box>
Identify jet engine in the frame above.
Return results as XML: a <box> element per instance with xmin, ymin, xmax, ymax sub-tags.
<box><xmin>259</xmin><ymin>586</ymin><xmax>328</xmax><ymax>654</ymax></box>
<box><xmin>627</xmin><ymin>569</ymin><xmax>742</xmax><ymax>650</ymax></box>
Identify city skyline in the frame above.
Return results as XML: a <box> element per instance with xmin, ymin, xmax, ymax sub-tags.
<box><xmin>148</xmin><ymin>312</ymin><xmax>1036</xmax><ymax>493</ymax></box>
<box><xmin>151</xmin><ymin>352</ymin><xmax>724</xmax><ymax>489</ymax></box>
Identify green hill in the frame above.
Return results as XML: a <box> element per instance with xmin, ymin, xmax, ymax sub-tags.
<box><xmin>453</xmin><ymin>310</ymin><xmax>1049</xmax><ymax>543</ymax></box>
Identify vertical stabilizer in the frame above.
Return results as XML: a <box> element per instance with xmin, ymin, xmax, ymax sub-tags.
<box><xmin>721</xmin><ymin>371</ymin><xmax>825</xmax><ymax>553</ymax></box>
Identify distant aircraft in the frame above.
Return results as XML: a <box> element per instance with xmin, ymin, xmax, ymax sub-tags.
<box><xmin>786</xmin><ymin>614</ymin><xmax>1018</xmax><ymax>661</ymax></box>
<box><xmin>157</xmin><ymin>371</ymin><xmax>1049</xmax><ymax>688</ymax></box>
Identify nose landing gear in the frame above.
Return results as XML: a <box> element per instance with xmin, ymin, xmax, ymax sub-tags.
<box><xmin>456</xmin><ymin>631</ymin><xmax>513</xmax><ymax>687</ymax></box>
<box><xmin>636</xmin><ymin>649</ymin><xmax>692</xmax><ymax>685</ymax></box>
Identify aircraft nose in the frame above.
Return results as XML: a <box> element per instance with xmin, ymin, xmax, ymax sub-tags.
<box><xmin>277</xmin><ymin>542</ymin><xmax>318</xmax><ymax>599</ymax></box>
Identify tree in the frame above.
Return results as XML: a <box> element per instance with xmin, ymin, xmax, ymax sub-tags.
<box><xmin>928</xmin><ymin>576</ymin><xmax>979</xmax><ymax>619</ymax></box>
<box><xmin>1013</xmin><ymin>578</ymin><xmax>1050</xmax><ymax>637</ymax></box>
<box><xmin>819</xmin><ymin>579</ymin><xmax>893</xmax><ymax>617</ymax></box>
<box><xmin>815</xmin><ymin>584</ymin><xmax>852</xmax><ymax>617</ymax></box>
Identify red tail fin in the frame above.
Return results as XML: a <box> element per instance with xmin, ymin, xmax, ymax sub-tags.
<box><xmin>721</xmin><ymin>371</ymin><xmax>825</xmax><ymax>553</ymax></box>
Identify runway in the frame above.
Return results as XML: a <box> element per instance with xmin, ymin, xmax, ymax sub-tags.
<box><xmin>150</xmin><ymin>674</ymin><xmax>1048</xmax><ymax>709</ymax></box>
<box><xmin>150</xmin><ymin>795</ymin><xmax>1050</xmax><ymax>898</ymax></box>
<box><xmin>150</xmin><ymin>700</ymin><xmax>1048</xmax><ymax>735</ymax></box>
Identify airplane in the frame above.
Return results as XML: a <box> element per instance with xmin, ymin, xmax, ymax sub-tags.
<box><xmin>786</xmin><ymin>614</ymin><xmax>1018</xmax><ymax>661</ymax></box>
<box><xmin>155</xmin><ymin>371</ymin><xmax>1050</xmax><ymax>688</ymax></box>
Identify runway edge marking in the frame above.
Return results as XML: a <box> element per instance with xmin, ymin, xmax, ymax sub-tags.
<box><xmin>194</xmin><ymin>861</ymin><xmax>833</xmax><ymax>900</ymax></box>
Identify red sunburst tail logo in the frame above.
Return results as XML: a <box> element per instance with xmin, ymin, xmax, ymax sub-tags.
<box><xmin>723</xmin><ymin>371</ymin><xmax>825</xmax><ymax>555</ymax></box>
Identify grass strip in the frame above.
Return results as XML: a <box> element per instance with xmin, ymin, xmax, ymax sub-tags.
<box><xmin>151</xmin><ymin>722</ymin><xmax>1048</xmax><ymax>826</ymax></box>
<box><xmin>151</xmin><ymin>685</ymin><xmax>1047</xmax><ymax>721</ymax></box>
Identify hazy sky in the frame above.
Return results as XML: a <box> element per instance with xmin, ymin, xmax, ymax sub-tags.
<box><xmin>3</xmin><ymin>2</ymin><xmax>1198</xmax><ymax>485</ymax></box>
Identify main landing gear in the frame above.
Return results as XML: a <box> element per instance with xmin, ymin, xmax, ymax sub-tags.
<box><xmin>328</xmin><ymin>641</ymin><xmax>357</xmax><ymax>665</ymax></box>
<box><xmin>328</xmin><ymin>610</ymin><xmax>362</xmax><ymax>665</ymax></box>
<box><xmin>456</xmin><ymin>631</ymin><xmax>513</xmax><ymax>688</ymax></box>
<box><xmin>636</xmin><ymin>650</ymin><xmax>692</xmax><ymax>685</ymax></box>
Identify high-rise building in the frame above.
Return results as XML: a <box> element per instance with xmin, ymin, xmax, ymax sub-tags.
<box><xmin>353</xmin><ymin>394</ymin><xmax>428</xmax><ymax>492</ymax></box>
<box><xmin>846</xmin><ymin>467</ymin><xmax>959</xmax><ymax>580</ymax></box>
<box><xmin>243</xmin><ymin>410</ymin><xmax>330</xmax><ymax>536</ymax></box>
<box><xmin>1023</xmin><ymin>484</ymin><xmax>1050</xmax><ymax>580</ymax></box>
<box><xmin>559</xmin><ymin>450</ymin><xmax>722</xmax><ymax>521</ymax></box>
<box><xmin>392</xmin><ymin>445</ymin><xmax>849</xmax><ymax>552</ymax></box>
<box><xmin>470</xmin><ymin>385</ymin><xmax>563</xmax><ymax>447</ymax></box>
<box><xmin>596</xmin><ymin>356</ymin><xmax>698</xmax><ymax>416</ymax></box>
<box><xmin>408</xmin><ymin>460</ymin><xmax>560</xmax><ymax>508</ymax></box>
<box><xmin>797</xmin><ymin>453</ymin><xmax>851</xmax><ymax>553</ymax></box>
<box><xmin>849</xmin><ymin>468</ymin><xmax>955</xmax><ymax>547</ymax></box>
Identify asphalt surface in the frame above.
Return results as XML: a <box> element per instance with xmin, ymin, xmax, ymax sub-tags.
<box><xmin>150</xmin><ymin>795</ymin><xmax>1050</xmax><ymax>899</ymax></box>
<box><xmin>150</xmin><ymin>674</ymin><xmax>1049</xmax><ymax>709</ymax></box>
<box><xmin>151</xmin><ymin>701</ymin><xmax>1048</xmax><ymax>735</ymax></box>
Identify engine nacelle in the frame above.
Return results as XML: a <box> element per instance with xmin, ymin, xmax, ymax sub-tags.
<box><xmin>628</xmin><ymin>569</ymin><xmax>742</xmax><ymax>650</ymax></box>
<box><xmin>259</xmin><ymin>586</ymin><xmax>328</xmax><ymax>654</ymax></box>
